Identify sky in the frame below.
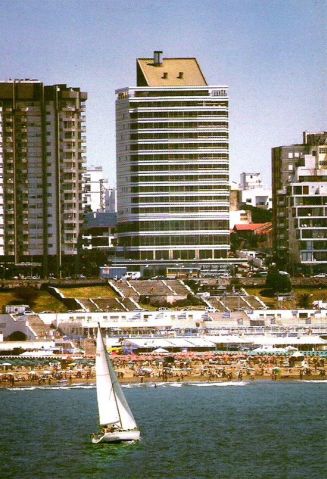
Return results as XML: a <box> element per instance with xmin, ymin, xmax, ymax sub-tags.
<box><xmin>1</xmin><ymin>0</ymin><xmax>325</xmax><ymax>187</ymax></box>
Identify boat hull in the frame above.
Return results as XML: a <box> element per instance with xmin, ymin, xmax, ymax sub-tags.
<box><xmin>92</xmin><ymin>429</ymin><xmax>141</xmax><ymax>444</ymax></box>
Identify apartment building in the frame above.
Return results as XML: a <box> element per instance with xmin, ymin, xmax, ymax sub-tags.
<box><xmin>240</xmin><ymin>172</ymin><xmax>263</xmax><ymax>190</ymax></box>
<box><xmin>115</xmin><ymin>51</ymin><xmax>230</xmax><ymax>264</ymax></box>
<box><xmin>272</xmin><ymin>131</ymin><xmax>327</xmax><ymax>273</ymax></box>
<box><xmin>0</xmin><ymin>80</ymin><xmax>87</xmax><ymax>276</ymax></box>
<box><xmin>239</xmin><ymin>172</ymin><xmax>272</xmax><ymax>210</ymax></box>
<box><xmin>229</xmin><ymin>183</ymin><xmax>252</xmax><ymax>228</ymax></box>
<box><xmin>83</xmin><ymin>165</ymin><xmax>108</xmax><ymax>212</ymax></box>
<box><xmin>82</xmin><ymin>211</ymin><xmax>117</xmax><ymax>252</ymax></box>
<box><xmin>104</xmin><ymin>187</ymin><xmax>116</xmax><ymax>213</ymax></box>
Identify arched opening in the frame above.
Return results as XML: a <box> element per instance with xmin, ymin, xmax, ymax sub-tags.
<box><xmin>6</xmin><ymin>331</ymin><xmax>28</xmax><ymax>341</ymax></box>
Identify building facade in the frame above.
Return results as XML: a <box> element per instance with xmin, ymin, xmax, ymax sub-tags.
<box><xmin>240</xmin><ymin>172</ymin><xmax>263</xmax><ymax>190</ymax></box>
<box><xmin>82</xmin><ymin>211</ymin><xmax>117</xmax><ymax>252</ymax></box>
<box><xmin>229</xmin><ymin>183</ymin><xmax>252</xmax><ymax>228</ymax></box>
<box><xmin>104</xmin><ymin>187</ymin><xmax>116</xmax><ymax>213</ymax></box>
<box><xmin>239</xmin><ymin>172</ymin><xmax>272</xmax><ymax>210</ymax></box>
<box><xmin>0</xmin><ymin>80</ymin><xmax>87</xmax><ymax>276</ymax></box>
<box><xmin>83</xmin><ymin>165</ymin><xmax>108</xmax><ymax>212</ymax></box>
<box><xmin>272</xmin><ymin>131</ymin><xmax>327</xmax><ymax>273</ymax></box>
<box><xmin>116</xmin><ymin>51</ymin><xmax>230</xmax><ymax>263</ymax></box>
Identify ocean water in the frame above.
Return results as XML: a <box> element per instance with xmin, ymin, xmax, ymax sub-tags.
<box><xmin>0</xmin><ymin>381</ymin><xmax>326</xmax><ymax>479</ymax></box>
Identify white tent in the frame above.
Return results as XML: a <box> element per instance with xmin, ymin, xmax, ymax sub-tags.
<box><xmin>151</xmin><ymin>347</ymin><xmax>170</xmax><ymax>354</ymax></box>
<box><xmin>251</xmin><ymin>346</ymin><xmax>288</xmax><ymax>354</ymax></box>
<box><xmin>250</xmin><ymin>335</ymin><xmax>327</xmax><ymax>346</ymax></box>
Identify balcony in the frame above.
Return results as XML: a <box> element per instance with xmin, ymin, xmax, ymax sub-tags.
<box><xmin>62</xmin><ymin>145</ymin><xmax>76</xmax><ymax>152</ymax></box>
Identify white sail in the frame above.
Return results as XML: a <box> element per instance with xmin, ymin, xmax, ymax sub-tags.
<box><xmin>95</xmin><ymin>327</ymin><xmax>120</xmax><ymax>426</ymax></box>
<box><xmin>95</xmin><ymin>327</ymin><xmax>138</xmax><ymax>430</ymax></box>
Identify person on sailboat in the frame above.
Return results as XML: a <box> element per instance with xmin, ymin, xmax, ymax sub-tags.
<box><xmin>103</xmin><ymin>425</ymin><xmax>117</xmax><ymax>433</ymax></box>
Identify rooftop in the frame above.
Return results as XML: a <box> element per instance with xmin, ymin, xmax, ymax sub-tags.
<box><xmin>233</xmin><ymin>223</ymin><xmax>272</xmax><ymax>235</ymax></box>
<box><xmin>84</xmin><ymin>212</ymin><xmax>117</xmax><ymax>229</ymax></box>
<box><xmin>137</xmin><ymin>51</ymin><xmax>207</xmax><ymax>87</ymax></box>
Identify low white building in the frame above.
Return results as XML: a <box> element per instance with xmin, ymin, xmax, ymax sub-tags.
<box><xmin>36</xmin><ymin>307</ymin><xmax>327</xmax><ymax>343</ymax></box>
<box><xmin>0</xmin><ymin>314</ymin><xmax>37</xmax><ymax>341</ymax></box>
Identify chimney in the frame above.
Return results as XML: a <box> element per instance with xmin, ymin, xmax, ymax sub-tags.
<box><xmin>153</xmin><ymin>50</ymin><xmax>163</xmax><ymax>66</ymax></box>
<box><xmin>177</xmin><ymin>72</ymin><xmax>184</xmax><ymax>79</ymax></box>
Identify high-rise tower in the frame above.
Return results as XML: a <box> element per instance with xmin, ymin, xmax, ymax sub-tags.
<box><xmin>0</xmin><ymin>80</ymin><xmax>87</xmax><ymax>276</ymax></box>
<box><xmin>115</xmin><ymin>52</ymin><xmax>229</xmax><ymax>264</ymax></box>
<box><xmin>272</xmin><ymin>131</ymin><xmax>327</xmax><ymax>273</ymax></box>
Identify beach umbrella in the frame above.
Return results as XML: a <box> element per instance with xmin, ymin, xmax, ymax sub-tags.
<box><xmin>291</xmin><ymin>351</ymin><xmax>304</xmax><ymax>358</ymax></box>
<box><xmin>1</xmin><ymin>362</ymin><xmax>12</xmax><ymax>368</ymax></box>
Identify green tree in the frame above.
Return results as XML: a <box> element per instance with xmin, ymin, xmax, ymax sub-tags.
<box><xmin>13</xmin><ymin>287</ymin><xmax>38</xmax><ymax>307</ymax></box>
<box><xmin>266</xmin><ymin>266</ymin><xmax>292</xmax><ymax>293</ymax></box>
<box><xmin>79</xmin><ymin>249</ymin><xmax>108</xmax><ymax>277</ymax></box>
<box><xmin>241</xmin><ymin>204</ymin><xmax>272</xmax><ymax>223</ymax></box>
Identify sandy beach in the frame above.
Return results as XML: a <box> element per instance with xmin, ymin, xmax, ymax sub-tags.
<box><xmin>1</xmin><ymin>353</ymin><xmax>326</xmax><ymax>388</ymax></box>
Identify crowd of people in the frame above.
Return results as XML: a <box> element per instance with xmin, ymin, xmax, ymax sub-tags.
<box><xmin>0</xmin><ymin>352</ymin><xmax>325</xmax><ymax>388</ymax></box>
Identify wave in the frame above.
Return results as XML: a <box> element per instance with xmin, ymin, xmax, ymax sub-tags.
<box><xmin>295</xmin><ymin>380</ymin><xmax>327</xmax><ymax>384</ymax></box>
<box><xmin>5</xmin><ymin>384</ymin><xmax>96</xmax><ymax>391</ymax></box>
<box><xmin>162</xmin><ymin>382</ymin><xmax>183</xmax><ymax>387</ymax></box>
<box><xmin>122</xmin><ymin>383</ymin><xmax>145</xmax><ymax>388</ymax></box>
<box><xmin>40</xmin><ymin>384</ymin><xmax>96</xmax><ymax>390</ymax></box>
<box><xmin>7</xmin><ymin>387</ymin><xmax>37</xmax><ymax>391</ymax></box>
<box><xmin>122</xmin><ymin>381</ymin><xmax>249</xmax><ymax>389</ymax></box>
<box><xmin>192</xmin><ymin>381</ymin><xmax>249</xmax><ymax>387</ymax></box>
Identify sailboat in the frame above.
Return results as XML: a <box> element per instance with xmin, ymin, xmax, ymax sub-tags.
<box><xmin>92</xmin><ymin>325</ymin><xmax>140</xmax><ymax>444</ymax></box>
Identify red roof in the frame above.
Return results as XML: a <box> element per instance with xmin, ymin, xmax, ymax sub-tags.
<box><xmin>233</xmin><ymin>223</ymin><xmax>272</xmax><ymax>234</ymax></box>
